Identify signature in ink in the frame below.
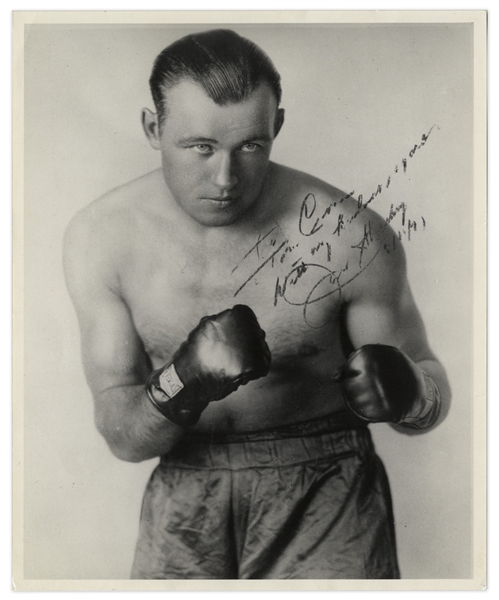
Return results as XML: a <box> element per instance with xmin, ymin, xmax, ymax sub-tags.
<box><xmin>232</xmin><ymin>125</ymin><xmax>438</xmax><ymax>326</ymax></box>
<box><xmin>272</xmin><ymin>249</ymin><xmax>381</xmax><ymax>328</ymax></box>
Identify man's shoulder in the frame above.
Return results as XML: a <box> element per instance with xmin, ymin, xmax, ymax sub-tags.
<box><xmin>271</xmin><ymin>163</ymin><xmax>393</xmax><ymax>242</ymax></box>
<box><xmin>271</xmin><ymin>163</ymin><xmax>347</xmax><ymax>210</ymax></box>
<box><xmin>63</xmin><ymin>170</ymin><xmax>164</xmax><ymax>289</ymax></box>
<box><xmin>65</xmin><ymin>170</ymin><xmax>162</xmax><ymax>248</ymax></box>
<box><xmin>270</xmin><ymin>163</ymin><xmax>407</xmax><ymax>295</ymax></box>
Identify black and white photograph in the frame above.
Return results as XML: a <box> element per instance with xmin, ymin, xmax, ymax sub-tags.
<box><xmin>13</xmin><ymin>10</ymin><xmax>486</xmax><ymax>590</ymax></box>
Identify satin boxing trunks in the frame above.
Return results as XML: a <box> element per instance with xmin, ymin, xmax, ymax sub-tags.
<box><xmin>131</xmin><ymin>410</ymin><xmax>400</xmax><ymax>579</ymax></box>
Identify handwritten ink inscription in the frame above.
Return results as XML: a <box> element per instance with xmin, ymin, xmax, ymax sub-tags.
<box><xmin>232</xmin><ymin>126</ymin><xmax>438</xmax><ymax>327</ymax></box>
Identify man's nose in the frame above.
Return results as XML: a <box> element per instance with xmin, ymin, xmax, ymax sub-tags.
<box><xmin>213</xmin><ymin>152</ymin><xmax>238</xmax><ymax>191</ymax></box>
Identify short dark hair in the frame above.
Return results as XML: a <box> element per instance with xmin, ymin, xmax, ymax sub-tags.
<box><xmin>149</xmin><ymin>29</ymin><xmax>282</xmax><ymax>125</ymax></box>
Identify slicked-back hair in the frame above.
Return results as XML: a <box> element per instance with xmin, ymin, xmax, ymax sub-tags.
<box><xmin>149</xmin><ymin>29</ymin><xmax>282</xmax><ymax>125</ymax></box>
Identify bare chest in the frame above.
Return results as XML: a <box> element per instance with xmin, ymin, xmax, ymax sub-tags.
<box><xmin>119</xmin><ymin>223</ymin><xmax>348</xmax><ymax>369</ymax></box>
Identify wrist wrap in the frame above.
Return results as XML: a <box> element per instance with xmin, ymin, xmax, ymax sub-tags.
<box><xmin>399</xmin><ymin>371</ymin><xmax>442</xmax><ymax>430</ymax></box>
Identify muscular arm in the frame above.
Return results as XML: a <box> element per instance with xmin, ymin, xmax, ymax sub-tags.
<box><xmin>343</xmin><ymin>212</ymin><xmax>451</xmax><ymax>433</ymax></box>
<box><xmin>63</xmin><ymin>212</ymin><xmax>185</xmax><ymax>462</ymax></box>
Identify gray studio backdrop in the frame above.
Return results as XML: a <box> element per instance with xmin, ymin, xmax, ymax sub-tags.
<box><xmin>23</xmin><ymin>23</ymin><xmax>473</xmax><ymax>579</ymax></box>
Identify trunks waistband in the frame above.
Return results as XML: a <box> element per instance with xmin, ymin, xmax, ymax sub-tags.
<box><xmin>185</xmin><ymin>409</ymin><xmax>367</xmax><ymax>444</ymax></box>
<box><xmin>160</xmin><ymin>410</ymin><xmax>372</xmax><ymax>471</ymax></box>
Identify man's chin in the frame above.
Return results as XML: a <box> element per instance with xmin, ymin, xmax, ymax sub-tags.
<box><xmin>186</xmin><ymin>200</ymin><xmax>251</xmax><ymax>228</ymax></box>
<box><xmin>190</xmin><ymin>211</ymin><xmax>244</xmax><ymax>228</ymax></box>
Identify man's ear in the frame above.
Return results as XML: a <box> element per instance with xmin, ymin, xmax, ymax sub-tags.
<box><xmin>274</xmin><ymin>108</ymin><xmax>285</xmax><ymax>138</ymax></box>
<box><xmin>141</xmin><ymin>108</ymin><xmax>161</xmax><ymax>150</ymax></box>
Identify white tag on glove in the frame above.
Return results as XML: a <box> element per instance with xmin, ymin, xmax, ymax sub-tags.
<box><xmin>159</xmin><ymin>363</ymin><xmax>184</xmax><ymax>399</ymax></box>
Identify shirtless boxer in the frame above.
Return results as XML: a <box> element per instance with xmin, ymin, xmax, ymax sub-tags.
<box><xmin>63</xmin><ymin>29</ymin><xmax>451</xmax><ymax>579</ymax></box>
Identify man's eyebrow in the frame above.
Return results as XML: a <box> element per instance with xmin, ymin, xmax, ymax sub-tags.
<box><xmin>177</xmin><ymin>134</ymin><xmax>273</xmax><ymax>146</ymax></box>
<box><xmin>177</xmin><ymin>136</ymin><xmax>218</xmax><ymax>145</ymax></box>
<box><xmin>241</xmin><ymin>134</ymin><xmax>273</xmax><ymax>143</ymax></box>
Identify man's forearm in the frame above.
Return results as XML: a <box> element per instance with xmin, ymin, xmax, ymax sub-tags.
<box><xmin>94</xmin><ymin>384</ymin><xmax>187</xmax><ymax>462</ymax></box>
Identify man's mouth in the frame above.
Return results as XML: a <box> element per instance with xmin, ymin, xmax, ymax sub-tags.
<box><xmin>201</xmin><ymin>196</ymin><xmax>239</xmax><ymax>205</ymax></box>
<box><xmin>205</xmin><ymin>195</ymin><xmax>237</xmax><ymax>200</ymax></box>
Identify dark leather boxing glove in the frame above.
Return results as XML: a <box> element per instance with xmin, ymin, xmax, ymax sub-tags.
<box><xmin>146</xmin><ymin>305</ymin><xmax>271</xmax><ymax>427</ymax></box>
<box><xmin>333</xmin><ymin>344</ymin><xmax>441</xmax><ymax>430</ymax></box>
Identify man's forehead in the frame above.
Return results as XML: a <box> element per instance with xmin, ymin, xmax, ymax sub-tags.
<box><xmin>161</xmin><ymin>78</ymin><xmax>277</xmax><ymax>117</ymax></box>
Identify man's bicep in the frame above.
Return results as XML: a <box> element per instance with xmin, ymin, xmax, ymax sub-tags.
<box><xmin>78</xmin><ymin>292</ymin><xmax>151</xmax><ymax>396</ymax></box>
<box><xmin>344</xmin><ymin>240</ymin><xmax>435</xmax><ymax>363</ymax></box>
<box><xmin>63</xmin><ymin>214</ymin><xmax>150</xmax><ymax>396</ymax></box>
<box><xmin>346</xmin><ymin>288</ymin><xmax>434</xmax><ymax>362</ymax></box>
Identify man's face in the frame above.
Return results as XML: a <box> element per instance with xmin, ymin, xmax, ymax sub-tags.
<box><xmin>152</xmin><ymin>79</ymin><xmax>282</xmax><ymax>227</ymax></box>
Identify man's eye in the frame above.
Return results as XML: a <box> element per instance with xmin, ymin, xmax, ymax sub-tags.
<box><xmin>240</xmin><ymin>143</ymin><xmax>259</xmax><ymax>153</ymax></box>
<box><xmin>192</xmin><ymin>144</ymin><xmax>213</xmax><ymax>154</ymax></box>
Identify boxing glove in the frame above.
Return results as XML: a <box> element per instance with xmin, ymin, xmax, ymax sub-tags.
<box><xmin>334</xmin><ymin>344</ymin><xmax>441</xmax><ymax>430</ymax></box>
<box><xmin>146</xmin><ymin>305</ymin><xmax>271</xmax><ymax>426</ymax></box>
